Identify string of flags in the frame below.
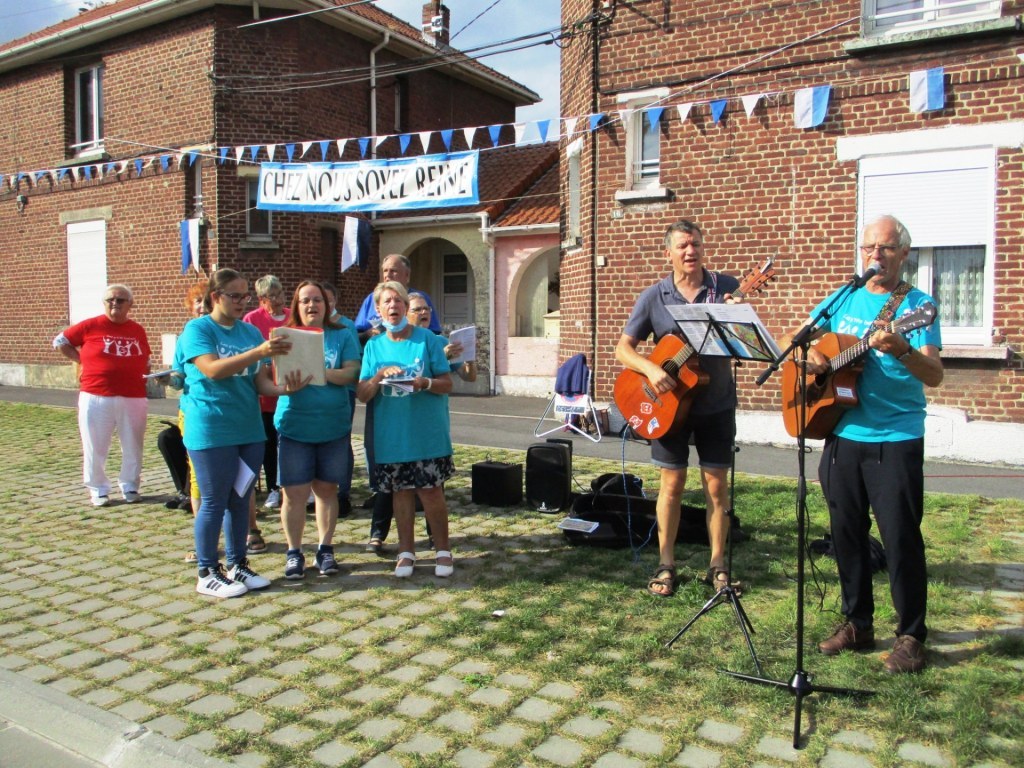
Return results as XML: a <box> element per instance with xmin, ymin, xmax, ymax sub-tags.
<box><xmin>1</xmin><ymin>67</ymin><xmax>945</xmax><ymax>197</ymax></box>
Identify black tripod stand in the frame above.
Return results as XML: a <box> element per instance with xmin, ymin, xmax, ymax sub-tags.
<box><xmin>666</xmin><ymin>361</ymin><xmax>762</xmax><ymax>675</ymax></box>
<box><xmin>726</xmin><ymin>288</ymin><xmax>872</xmax><ymax>749</ymax></box>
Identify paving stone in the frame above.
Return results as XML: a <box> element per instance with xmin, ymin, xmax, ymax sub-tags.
<box><xmin>47</xmin><ymin>675</ymin><xmax>89</xmax><ymax>694</ymax></box>
<box><xmin>434</xmin><ymin>709</ymin><xmax>477</xmax><ymax>734</ymax></box>
<box><xmin>344</xmin><ymin>683</ymin><xmax>391</xmax><ymax>704</ymax></box>
<box><xmin>194</xmin><ymin>666</ymin><xmax>236</xmax><ymax>684</ymax></box>
<box><xmin>101</xmin><ymin>636</ymin><xmax>145</xmax><ymax>654</ymax></box>
<box><xmin>224</xmin><ymin>710</ymin><xmax>268</xmax><ymax>733</ymax></box>
<box><xmin>308</xmin><ymin>707</ymin><xmax>355</xmax><ymax>725</ymax></box>
<box><xmin>467</xmin><ymin>686</ymin><xmax>513</xmax><ymax>707</ymax></box>
<box><xmin>118</xmin><ymin>612</ymin><xmax>161</xmax><ymax>629</ymax></box>
<box><xmin>181</xmin><ymin>730</ymin><xmax>219</xmax><ymax>751</ymax></box>
<box><xmin>897</xmin><ymin>742</ymin><xmax>953</xmax><ymax>767</ymax></box>
<box><xmin>480</xmin><ymin>723</ymin><xmax>529</xmax><ymax>748</ymax></box>
<box><xmin>161</xmin><ymin>658</ymin><xmax>203</xmax><ymax>673</ymax></box>
<box><xmin>72</xmin><ymin>627</ymin><xmax>118</xmax><ymax>644</ymax></box>
<box><xmin>0</xmin><ymin>653</ymin><xmax>31</xmax><ymax>670</ymax></box>
<box><xmin>384</xmin><ymin>664</ymin><xmax>427</xmax><ymax>683</ymax></box>
<box><xmin>619</xmin><ymin>727</ymin><xmax>665</xmax><ymax>756</ymax></box>
<box><xmin>80</xmin><ymin>687</ymin><xmax>123</xmax><ymax>707</ymax></box>
<box><xmin>110</xmin><ymin>699</ymin><xmax>156</xmax><ymax>721</ymax></box>
<box><xmin>268</xmin><ymin>723</ymin><xmax>317</xmax><ymax>747</ymax></box>
<box><xmin>233</xmin><ymin>676</ymin><xmax>281</xmax><ymax>697</ymax></box>
<box><xmin>185</xmin><ymin>693</ymin><xmax>238</xmax><ymax>715</ymax></box>
<box><xmin>307</xmin><ymin>620</ymin><xmax>344</xmax><ymax>636</ymax></box>
<box><xmin>265</xmin><ymin>688</ymin><xmax>307</xmax><ymax>708</ymax></box>
<box><xmin>697</xmin><ymin>719</ymin><xmax>745</xmax><ymax>745</ymax></box>
<box><xmin>394</xmin><ymin>693</ymin><xmax>439</xmax><ymax>718</ymax></box>
<box><xmin>512</xmin><ymin>696</ymin><xmax>561</xmax><ymax>722</ymax></box>
<box><xmin>308</xmin><ymin>644</ymin><xmax>348</xmax><ymax>660</ymax></box>
<box><xmin>347</xmin><ymin>652</ymin><xmax>384</xmax><ymax>672</ymax></box>
<box><xmin>563</xmin><ymin>715</ymin><xmax>612</xmax><ymax>738</ymax></box>
<box><xmin>531</xmin><ymin>735</ymin><xmax>586</xmax><ymax>766</ymax></box>
<box><xmin>361</xmin><ymin>755</ymin><xmax>402</xmax><ymax>768</ymax></box>
<box><xmin>128</xmin><ymin>644</ymin><xmax>176</xmax><ymax>662</ymax></box>
<box><xmin>452</xmin><ymin>746</ymin><xmax>496</xmax><ymax>768</ymax></box>
<box><xmin>834</xmin><ymin>730</ymin><xmax>878</xmax><ymax>751</ymax></box>
<box><xmin>311</xmin><ymin>740</ymin><xmax>359</xmax><ymax>766</ymax></box>
<box><xmin>356</xmin><ymin>717</ymin><xmax>404</xmax><ymax>740</ymax></box>
<box><xmin>238</xmin><ymin>624</ymin><xmax>279</xmax><ymax>642</ymax></box>
<box><xmin>88</xmin><ymin>658</ymin><xmax>135</xmax><ymax>680</ymax></box>
<box><xmin>673</xmin><ymin>744</ymin><xmax>723</xmax><ymax>767</ymax></box>
<box><xmin>146</xmin><ymin>714</ymin><xmax>190</xmax><ymax>739</ymax></box>
<box><xmin>54</xmin><ymin>649</ymin><xmax>105</xmax><ymax>670</ymax></box>
<box><xmin>536</xmin><ymin>681</ymin><xmax>577</xmax><ymax>700</ymax></box>
<box><xmin>757</xmin><ymin>735</ymin><xmax>801</xmax><ymax>762</ymax></box>
<box><xmin>594</xmin><ymin>753</ymin><xmax>645</xmax><ymax>768</ymax></box>
<box><xmin>821</xmin><ymin>748</ymin><xmax>876</xmax><ymax>768</ymax></box>
<box><xmin>394</xmin><ymin>733</ymin><xmax>447</xmax><ymax>754</ymax></box>
<box><xmin>449</xmin><ymin>659</ymin><xmax>492</xmax><ymax>675</ymax></box>
<box><xmin>412</xmin><ymin>649</ymin><xmax>451</xmax><ymax>667</ymax></box>
<box><xmin>148</xmin><ymin>681</ymin><xmax>203</xmax><ymax>704</ymax></box>
<box><xmin>239</xmin><ymin>647</ymin><xmax>276</xmax><ymax>665</ymax></box>
<box><xmin>269</xmin><ymin>659</ymin><xmax>309</xmax><ymax>676</ymax></box>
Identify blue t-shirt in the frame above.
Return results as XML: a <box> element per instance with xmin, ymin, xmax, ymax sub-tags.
<box><xmin>274</xmin><ymin>326</ymin><xmax>360</xmax><ymax>443</ymax></box>
<box><xmin>810</xmin><ymin>285</ymin><xmax>942</xmax><ymax>442</ymax></box>
<box><xmin>354</xmin><ymin>290</ymin><xmax>442</xmax><ymax>333</ymax></box>
<box><xmin>178</xmin><ymin>315</ymin><xmax>267</xmax><ymax>451</ymax></box>
<box><xmin>359</xmin><ymin>326</ymin><xmax>452</xmax><ymax>464</ymax></box>
<box><xmin>623</xmin><ymin>270</ymin><xmax>740</xmax><ymax>415</ymax></box>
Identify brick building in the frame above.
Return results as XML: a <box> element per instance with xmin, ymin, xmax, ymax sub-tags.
<box><xmin>0</xmin><ymin>0</ymin><xmax>538</xmax><ymax>390</ymax></box>
<box><xmin>559</xmin><ymin>0</ymin><xmax>1024</xmax><ymax>463</ymax></box>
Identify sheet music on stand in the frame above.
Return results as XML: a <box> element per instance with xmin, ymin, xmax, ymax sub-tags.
<box><xmin>666</xmin><ymin>303</ymin><xmax>782</xmax><ymax>361</ymax></box>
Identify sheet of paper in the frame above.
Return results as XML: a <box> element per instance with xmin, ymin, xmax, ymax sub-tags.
<box><xmin>447</xmin><ymin>326</ymin><xmax>476</xmax><ymax>363</ymax></box>
<box><xmin>382</xmin><ymin>377</ymin><xmax>415</xmax><ymax>393</ymax></box>
<box><xmin>271</xmin><ymin>327</ymin><xmax>326</xmax><ymax>386</ymax></box>
<box><xmin>233</xmin><ymin>459</ymin><xmax>256</xmax><ymax>498</ymax></box>
<box><xmin>666</xmin><ymin>303</ymin><xmax>782</xmax><ymax>359</ymax></box>
<box><xmin>142</xmin><ymin>369</ymin><xmax>175</xmax><ymax>380</ymax></box>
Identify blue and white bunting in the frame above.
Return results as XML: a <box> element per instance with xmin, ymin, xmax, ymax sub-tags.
<box><xmin>794</xmin><ymin>85</ymin><xmax>831</xmax><ymax>129</ymax></box>
<box><xmin>710</xmin><ymin>100</ymin><xmax>728</xmax><ymax>124</ymax></box>
<box><xmin>909</xmin><ymin>67</ymin><xmax>944</xmax><ymax>113</ymax></box>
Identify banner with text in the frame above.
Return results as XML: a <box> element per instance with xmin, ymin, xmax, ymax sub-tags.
<box><xmin>257</xmin><ymin>151</ymin><xmax>479</xmax><ymax>213</ymax></box>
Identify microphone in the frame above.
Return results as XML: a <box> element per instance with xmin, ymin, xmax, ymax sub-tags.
<box><xmin>853</xmin><ymin>261</ymin><xmax>882</xmax><ymax>288</ymax></box>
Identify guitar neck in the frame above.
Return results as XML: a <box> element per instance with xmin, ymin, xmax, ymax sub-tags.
<box><xmin>828</xmin><ymin>321</ymin><xmax>894</xmax><ymax>372</ymax></box>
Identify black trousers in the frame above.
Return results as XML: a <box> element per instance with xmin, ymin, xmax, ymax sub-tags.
<box><xmin>260</xmin><ymin>411</ymin><xmax>279</xmax><ymax>491</ymax></box>
<box><xmin>818</xmin><ymin>435</ymin><xmax>928</xmax><ymax>642</ymax></box>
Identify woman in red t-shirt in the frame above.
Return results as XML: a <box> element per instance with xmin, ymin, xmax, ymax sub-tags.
<box><xmin>53</xmin><ymin>284</ymin><xmax>151</xmax><ymax>507</ymax></box>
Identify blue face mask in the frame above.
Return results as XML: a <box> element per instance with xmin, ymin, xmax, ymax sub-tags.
<box><xmin>380</xmin><ymin>317</ymin><xmax>408</xmax><ymax>333</ymax></box>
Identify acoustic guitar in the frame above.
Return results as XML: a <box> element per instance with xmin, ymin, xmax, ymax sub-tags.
<box><xmin>780</xmin><ymin>303</ymin><xmax>937</xmax><ymax>439</ymax></box>
<box><xmin>613</xmin><ymin>257</ymin><xmax>776</xmax><ymax>440</ymax></box>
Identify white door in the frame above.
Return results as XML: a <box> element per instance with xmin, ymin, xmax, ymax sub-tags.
<box><xmin>67</xmin><ymin>220</ymin><xmax>107</xmax><ymax>324</ymax></box>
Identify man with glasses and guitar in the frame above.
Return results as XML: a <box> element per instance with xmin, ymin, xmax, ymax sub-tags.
<box><xmin>783</xmin><ymin>215</ymin><xmax>942</xmax><ymax>674</ymax></box>
<box><xmin>615</xmin><ymin>220</ymin><xmax>774</xmax><ymax>598</ymax></box>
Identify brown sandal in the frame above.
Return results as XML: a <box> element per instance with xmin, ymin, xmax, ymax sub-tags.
<box><xmin>703</xmin><ymin>566</ymin><xmax>743</xmax><ymax>595</ymax></box>
<box><xmin>647</xmin><ymin>564</ymin><xmax>677</xmax><ymax>597</ymax></box>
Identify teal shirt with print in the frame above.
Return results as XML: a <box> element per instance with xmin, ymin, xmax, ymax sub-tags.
<box><xmin>178</xmin><ymin>315</ymin><xmax>267</xmax><ymax>451</ymax></box>
<box><xmin>274</xmin><ymin>326</ymin><xmax>360</xmax><ymax>443</ymax></box>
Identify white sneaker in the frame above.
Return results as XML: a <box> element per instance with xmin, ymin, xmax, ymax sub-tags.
<box><xmin>264</xmin><ymin>489</ymin><xmax>282</xmax><ymax>509</ymax></box>
<box><xmin>196</xmin><ymin>564</ymin><xmax>247</xmax><ymax>598</ymax></box>
<box><xmin>227</xmin><ymin>560</ymin><xmax>271</xmax><ymax>590</ymax></box>
<box><xmin>124</xmin><ymin>491</ymin><xmax>141</xmax><ymax>503</ymax></box>
<box><xmin>91</xmin><ymin>495</ymin><xmax>110</xmax><ymax>507</ymax></box>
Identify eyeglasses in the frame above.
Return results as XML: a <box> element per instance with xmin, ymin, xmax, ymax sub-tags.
<box><xmin>410</xmin><ymin>307</ymin><xmax>431</xmax><ymax>314</ymax></box>
<box><xmin>263</xmin><ymin>292</ymin><xmax>283</xmax><ymax>301</ymax></box>
<box><xmin>859</xmin><ymin>244</ymin><xmax>900</xmax><ymax>256</ymax></box>
<box><xmin>104</xmin><ymin>298</ymin><xmax>130</xmax><ymax>305</ymax></box>
<box><xmin>220</xmin><ymin>292</ymin><xmax>252</xmax><ymax>303</ymax></box>
<box><xmin>298</xmin><ymin>297</ymin><xmax>324</xmax><ymax>305</ymax></box>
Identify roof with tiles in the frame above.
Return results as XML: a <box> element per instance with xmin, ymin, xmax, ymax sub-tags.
<box><xmin>494</xmin><ymin>157</ymin><xmax>559</xmax><ymax>228</ymax></box>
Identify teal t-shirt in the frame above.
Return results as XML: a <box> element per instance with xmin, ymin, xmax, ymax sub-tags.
<box><xmin>810</xmin><ymin>285</ymin><xmax>942</xmax><ymax>442</ymax></box>
<box><xmin>178</xmin><ymin>315</ymin><xmax>267</xmax><ymax>451</ymax></box>
<box><xmin>359</xmin><ymin>326</ymin><xmax>452</xmax><ymax>464</ymax></box>
<box><xmin>274</xmin><ymin>326</ymin><xmax>360</xmax><ymax>443</ymax></box>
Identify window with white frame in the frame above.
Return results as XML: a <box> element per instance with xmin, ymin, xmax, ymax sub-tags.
<box><xmin>566</xmin><ymin>138</ymin><xmax>582</xmax><ymax>245</ymax></box>
<box><xmin>247</xmin><ymin>180</ymin><xmax>272</xmax><ymax>239</ymax></box>
<box><xmin>73</xmin><ymin>64</ymin><xmax>104</xmax><ymax>156</ymax></box>
<box><xmin>864</xmin><ymin>0</ymin><xmax>1001</xmax><ymax>36</ymax></box>
<box><xmin>617</xmin><ymin>88</ymin><xmax>668</xmax><ymax>191</ymax></box>
<box><xmin>858</xmin><ymin>148</ymin><xmax>995</xmax><ymax>345</ymax></box>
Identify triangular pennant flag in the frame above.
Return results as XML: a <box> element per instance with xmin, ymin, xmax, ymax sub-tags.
<box><xmin>563</xmin><ymin>117</ymin><xmax>579</xmax><ymax>137</ymax></box>
<box><xmin>335</xmin><ymin>139</ymin><xmax>347</xmax><ymax>158</ymax></box>
<box><xmin>341</xmin><ymin>216</ymin><xmax>370</xmax><ymax>273</ymax></box>
<box><xmin>794</xmin><ymin>85</ymin><xmax>831</xmax><ymax>129</ymax></box>
<box><xmin>117</xmin><ymin>160</ymin><xmax>129</xmax><ymax>174</ymax></box>
<box><xmin>399</xmin><ymin>134</ymin><xmax>411</xmax><ymax>154</ymax></box>
<box><xmin>72</xmin><ymin>167</ymin><xmax>82</xmax><ymax>182</ymax></box>
<box><xmin>909</xmin><ymin>67</ymin><xmax>944</xmax><ymax>113</ymax></box>
<box><xmin>300</xmin><ymin>141</ymin><xmax>313</xmax><ymax>158</ymax></box>
<box><xmin>234</xmin><ymin>146</ymin><xmax>245</xmax><ymax>162</ymax></box>
<box><xmin>462</xmin><ymin>127</ymin><xmax>477</xmax><ymax>149</ymax></box>
<box><xmin>646</xmin><ymin>107</ymin><xmax>664</xmax><ymax>132</ymax></box>
<box><xmin>588</xmin><ymin>113</ymin><xmax>605</xmax><ymax>131</ymax></box>
<box><xmin>358</xmin><ymin>138</ymin><xmax>370</xmax><ymax>158</ymax></box>
<box><xmin>488</xmin><ymin>124</ymin><xmax>503</xmax><ymax>147</ymax></box>
<box><xmin>417</xmin><ymin>132</ymin><xmax>432</xmax><ymax>153</ymax></box>
<box><xmin>618</xmin><ymin>109</ymin><xmax>633</xmax><ymax>126</ymax></box>
<box><xmin>35</xmin><ymin>171</ymin><xmax>48</xmax><ymax>184</ymax></box>
<box><xmin>536</xmin><ymin>119</ymin><xmax>551</xmax><ymax>143</ymax></box>
<box><xmin>180</xmin><ymin>219</ymin><xmax>201</xmax><ymax>275</ymax></box>
<box><xmin>248</xmin><ymin>145</ymin><xmax>260</xmax><ymax>162</ymax></box>
<box><xmin>676</xmin><ymin>103</ymin><xmax>693</xmax><ymax>122</ymax></box>
<box><xmin>266</xmin><ymin>144</ymin><xmax>276</xmax><ymax>162</ymax></box>
<box><xmin>285</xmin><ymin>144</ymin><xmax>296</xmax><ymax>162</ymax></box>
<box><xmin>185</xmin><ymin>152</ymin><xmax>197</xmax><ymax>167</ymax></box>
<box><xmin>176</xmin><ymin>153</ymin><xmax>187</xmax><ymax>169</ymax></box>
<box><xmin>514</xmin><ymin>123</ymin><xmax>527</xmax><ymax>145</ymax></box>
<box><xmin>105</xmin><ymin>162</ymin><xmax>117</xmax><ymax>175</ymax></box>
<box><xmin>440</xmin><ymin>129</ymin><xmax>453</xmax><ymax>150</ymax></box>
<box><xmin>83</xmin><ymin>165</ymin><xmax>93</xmax><ymax>180</ymax></box>
<box><xmin>58</xmin><ymin>168</ymin><xmax>69</xmax><ymax>182</ymax></box>
<box><xmin>710</xmin><ymin>99</ymin><xmax>728</xmax><ymax>123</ymax></box>
<box><xmin>741</xmin><ymin>93</ymin><xmax>763</xmax><ymax>117</ymax></box>
<box><xmin>134</xmin><ymin>159</ymin><xmax>143</xmax><ymax>176</ymax></box>
<box><xmin>374</xmin><ymin>135</ymin><xmax>389</xmax><ymax>150</ymax></box>
<box><xmin>143</xmin><ymin>156</ymin><xmax>156</xmax><ymax>170</ymax></box>
<box><xmin>218</xmin><ymin>147</ymin><xmax>229</xmax><ymax>164</ymax></box>
<box><xmin>318</xmin><ymin>140</ymin><xmax>329</xmax><ymax>160</ymax></box>
<box><xmin>160</xmin><ymin>155</ymin><xmax>171</xmax><ymax>171</ymax></box>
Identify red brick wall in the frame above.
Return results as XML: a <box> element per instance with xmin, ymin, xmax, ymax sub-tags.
<box><xmin>560</xmin><ymin>0</ymin><xmax>1024</xmax><ymax>423</ymax></box>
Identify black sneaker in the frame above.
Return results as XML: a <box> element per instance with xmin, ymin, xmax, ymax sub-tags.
<box><xmin>284</xmin><ymin>551</ymin><xmax>305</xmax><ymax>580</ymax></box>
<box><xmin>196</xmin><ymin>564</ymin><xmax>247</xmax><ymax>598</ymax></box>
<box><xmin>316</xmin><ymin>549</ymin><xmax>339</xmax><ymax>575</ymax></box>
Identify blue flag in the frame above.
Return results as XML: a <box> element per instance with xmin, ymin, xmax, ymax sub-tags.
<box><xmin>909</xmin><ymin>68</ymin><xmax>944</xmax><ymax>112</ymax></box>
<box><xmin>794</xmin><ymin>85</ymin><xmax>831</xmax><ymax>129</ymax></box>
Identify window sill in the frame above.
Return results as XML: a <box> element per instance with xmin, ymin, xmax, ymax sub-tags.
<box><xmin>71</xmin><ymin>148</ymin><xmax>109</xmax><ymax>164</ymax></box>
<box><xmin>239</xmin><ymin>239</ymin><xmax>280</xmax><ymax>251</ymax></box>
<box><xmin>615</xmin><ymin>187</ymin><xmax>673</xmax><ymax>205</ymax></box>
<box><xmin>941</xmin><ymin>344</ymin><xmax>1010</xmax><ymax>360</ymax></box>
<box><xmin>845</xmin><ymin>16</ymin><xmax>1018</xmax><ymax>55</ymax></box>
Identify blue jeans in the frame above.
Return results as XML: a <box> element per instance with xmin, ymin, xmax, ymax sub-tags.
<box><xmin>188</xmin><ymin>442</ymin><xmax>264</xmax><ymax>571</ymax></box>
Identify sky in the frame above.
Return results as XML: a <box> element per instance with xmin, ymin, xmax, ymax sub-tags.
<box><xmin>0</xmin><ymin>0</ymin><xmax>562</xmax><ymax>123</ymax></box>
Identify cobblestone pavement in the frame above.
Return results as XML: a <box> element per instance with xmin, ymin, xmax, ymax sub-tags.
<box><xmin>1</xmin><ymin>402</ymin><xmax>1021</xmax><ymax>768</ymax></box>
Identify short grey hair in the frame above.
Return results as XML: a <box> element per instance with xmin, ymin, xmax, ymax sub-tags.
<box><xmin>381</xmin><ymin>254</ymin><xmax>411</xmax><ymax>274</ymax></box>
<box><xmin>373</xmin><ymin>280</ymin><xmax>409</xmax><ymax>307</ymax></box>
<box><xmin>866</xmin><ymin>215</ymin><xmax>912</xmax><ymax>249</ymax></box>
<box><xmin>664</xmin><ymin>220</ymin><xmax>703</xmax><ymax>250</ymax></box>
<box><xmin>105</xmin><ymin>284</ymin><xmax>133</xmax><ymax>301</ymax></box>
<box><xmin>254</xmin><ymin>275</ymin><xmax>282</xmax><ymax>298</ymax></box>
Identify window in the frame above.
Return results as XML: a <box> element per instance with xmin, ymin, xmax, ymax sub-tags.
<box><xmin>865</xmin><ymin>0</ymin><xmax>1000</xmax><ymax>36</ymax></box>
<box><xmin>73</xmin><ymin>65</ymin><xmax>104</xmax><ymax>156</ymax></box>
<box><xmin>858</xmin><ymin>147</ymin><xmax>994</xmax><ymax>345</ymax></box>
<box><xmin>442</xmin><ymin>252</ymin><xmax>471</xmax><ymax>326</ymax></box>
<box><xmin>616</xmin><ymin>88</ymin><xmax>670</xmax><ymax>201</ymax></box>
<box><xmin>566</xmin><ymin>138</ymin><xmax>582</xmax><ymax>246</ymax></box>
<box><xmin>247</xmin><ymin>180</ymin><xmax>272</xmax><ymax>239</ymax></box>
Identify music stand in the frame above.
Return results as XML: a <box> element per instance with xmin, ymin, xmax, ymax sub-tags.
<box><xmin>741</xmin><ymin>282</ymin><xmax>873</xmax><ymax>749</ymax></box>
<box><xmin>662</xmin><ymin>304</ymin><xmax>779</xmax><ymax>673</ymax></box>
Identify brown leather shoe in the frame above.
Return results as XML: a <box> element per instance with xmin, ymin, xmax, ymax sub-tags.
<box><xmin>818</xmin><ymin>621</ymin><xmax>875</xmax><ymax>656</ymax></box>
<box><xmin>884</xmin><ymin>635</ymin><xmax>926</xmax><ymax>674</ymax></box>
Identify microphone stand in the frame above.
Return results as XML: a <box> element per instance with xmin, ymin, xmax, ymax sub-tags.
<box><xmin>734</xmin><ymin>273</ymin><xmax>873</xmax><ymax>749</ymax></box>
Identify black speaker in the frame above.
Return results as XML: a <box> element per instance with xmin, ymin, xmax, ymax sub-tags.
<box><xmin>471</xmin><ymin>461</ymin><xmax>523</xmax><ymax>506</ymax></box>
<box><xmin>526</xmin><ymin>441</ymin><xmax>572</xmax><ymax>512</ymax></box>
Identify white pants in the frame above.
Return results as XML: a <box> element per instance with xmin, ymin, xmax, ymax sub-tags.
<box><xmin>78</xmin><ymin>392</ymin><xmax>148</xmax><ymax>499</ymax></box>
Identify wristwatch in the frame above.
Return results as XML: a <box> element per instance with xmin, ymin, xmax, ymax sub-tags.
<box><xmin>897</xmin><ymin>347</ymin><xmax>913</xmax><ymax>361</ymax></box>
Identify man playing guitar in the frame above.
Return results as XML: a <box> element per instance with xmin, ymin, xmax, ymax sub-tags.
<box><xmin>615</xmin><ymin>220</ymin><xmax>741</xmax><ymax>598</ymax></box>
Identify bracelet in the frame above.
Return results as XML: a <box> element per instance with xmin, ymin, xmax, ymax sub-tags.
<box><xmin>425</xmin><ymin>378</ymin><xmax>433</xmax><ymax>392</ymax></box>
<box><xmin>897</xmin><ymin>347</ymin><xmax>913</xmax><ymax>361</ymax></box>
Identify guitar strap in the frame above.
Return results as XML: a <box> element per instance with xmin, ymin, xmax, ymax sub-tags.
<box><xmin>869</xmin><ymin>280</ymin><xmax>911</xmax><ymax>332</ymax></box>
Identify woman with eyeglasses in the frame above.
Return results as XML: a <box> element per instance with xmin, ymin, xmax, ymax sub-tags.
<box><xmin>53</xmin><ymin>284</ymin><xmax>152</xmax><ymax>508</ymax></box>
<box><xmin>357</xmin><ymin>281</ymin><xmax>455</xmax><ymax>579</ymax></box>
<box><xmin>274</xmin><ymin>281</ymin><xmax>361</xmax><ymax>579</ymax></box>
<box><xmin>177</xmin><ymin>269</ymin><xmax>301</xmax><ymax>598</ymax></box>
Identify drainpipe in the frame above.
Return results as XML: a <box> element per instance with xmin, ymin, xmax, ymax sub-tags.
<box><xmin>480</xmin><ymin>212</ymin><xmax>495</xmax><ymax>395</ymax></box>
<box><xmin>369</xmin><ymin>32</ymin><xmax>391</xmax><ymax>159</ymax></box>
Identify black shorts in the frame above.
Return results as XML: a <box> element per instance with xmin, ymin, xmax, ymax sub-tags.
<box><xmin>651</xmin><ymin>409</ymin><xmax>735</xmax><ymax>470</ymax></box>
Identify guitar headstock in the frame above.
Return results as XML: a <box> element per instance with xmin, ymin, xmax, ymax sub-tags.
<box><xmin>891</xmin><ymin>303</ymin><xmax>937</xmax><ymax>335</ymax></box>
<box><xmin>736</xmin><ymin>255</ymin><xmax>776</xmax><ymax>298</ymax></box>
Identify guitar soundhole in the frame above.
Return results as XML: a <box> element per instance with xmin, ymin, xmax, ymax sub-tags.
<box><xmin>663</xmin><ymin>362</ymin><xmax>679</xmax><ymax>378</ymax></box>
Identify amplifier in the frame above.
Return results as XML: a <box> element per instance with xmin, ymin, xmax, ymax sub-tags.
<box><xmin>471</xmin><ymin>461</ymin><xmax>523</xmax><ymax>506</ymax></box>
